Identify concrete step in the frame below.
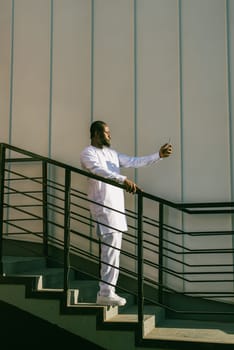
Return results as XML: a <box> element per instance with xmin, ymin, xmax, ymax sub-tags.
<box><xmin>144</xmin><ymin>318</ymin><xmax>234</xmax><ymax>345</ymax></box>
<box><xmin>119</xmin><ymin>304</ymin><xmax>165</xmax><ymax>324</ymax></box>
<box><xmin>106</xmin><ymin>304</ymin><xmax>165</xmax><ymax>335</ymax></box>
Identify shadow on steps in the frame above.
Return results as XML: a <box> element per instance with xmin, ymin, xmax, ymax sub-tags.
<box><xmin>0</xmin><ymin>300</ymin><xmax>105</xmax><ymax>349</ymax></box>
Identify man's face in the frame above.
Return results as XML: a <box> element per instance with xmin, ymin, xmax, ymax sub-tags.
<box><xmin>99</xmin><ymin>124</ymin><xmax>111</xmax><ymax>147</ymax></box>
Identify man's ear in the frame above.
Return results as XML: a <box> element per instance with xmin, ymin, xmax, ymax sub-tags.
<box><xmin>96</xmin><ymin>129</ymin><xmax>102</xmax><ymax>137</ymax></box>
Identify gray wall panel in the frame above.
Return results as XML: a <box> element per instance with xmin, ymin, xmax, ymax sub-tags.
<box><xmin>0</xmin><ymin>0</ymin><xmax>12</xmax><ymax>143</ymax></box>
<box><xmin>182</xmin><ymin>0</ymin><xmax>230</xmax><ymax>201</ymax></box>
<box><xmin>11</xmin><ymin>0</ymin><xmax>51</xmax><ymax>154</ymax></box>
<box><xmin>51</xmin><ymin>0</ymin><xmax>91</xmax><ymax>166</ymax></box>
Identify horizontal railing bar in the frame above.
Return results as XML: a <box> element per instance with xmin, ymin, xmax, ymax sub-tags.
<box><xmin>4</xmin><ymin>176</ymin><xmax>43</xmax><ymax>182</ymax></box>
<box><xmin>161</xmin><ymin>236</ymin><xmax>234</xmax><ymax>254</ymax></box>
<box><xmin>162</xmin><ymin>252</ymin><xmax>234</xmax><ymax>268</ymax></box>
<box><xmin>3</xmin><ymin>221</ymin><xmax>39</xmax><ymax>233</ymax></box>
<box><xmin>5</xmin><ymin>168</ymin><xmax>43</xmax><ymax>184</ymax></box>
<box><xmin>6</xmin><ymin>157</ymin><xmax>39</xmax><ymax>163</ymax></box>
<box><xmin>70</xmin><ymin>203</ymin><xmax>90</xmax><ymax>213</ymax></box>
<box><xmin>4</xmin><ymin>203</ymin><xmax>42</xmax><ymax>220</ymax></box>
<box><xmin>5</xmin><ymin>189</ymin><xmax>42</xmax><ymax>196</ymax></box>
<box><xmin>4</xmin><ymin>204</ymin><xmax>42</xmax><ymax>208</ymax></box>
<box><xmin>186</xmin><ymin>209</ymin><xmax>234</xmax><ymax>214</ymax></box>
<box><xmin>4</xmin><ymin>218</ymin><xmax>41</xmax><ymax>222</ymax></box>
<box><xmin>4</xmin><ymin>185</ymin><xmax>42</xmax><ymax>200</ymax></box>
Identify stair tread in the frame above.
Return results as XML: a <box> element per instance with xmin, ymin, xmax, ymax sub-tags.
<box><xmin>68</xmin><ymin>302</ymin><xmax>115</xmax><ymax>309</ymax></box>
<box><xmin>106</xmin><ymin>313</ymin><xmax>154</xmax><ymax>323</ymax></box>
<box><xmin>36</xmin><ymin>288</ymin><xmax>64</xmax><ymax>292</ymax></box>
<box><xmin>144</xmin><ymin>319</ymin><xmax>234</xmax><ymax>344</ymax></box>
<box><xmin>106</xmin><ymin>305</ymin><xmax>158</xmax><ymax>323</ymax></box>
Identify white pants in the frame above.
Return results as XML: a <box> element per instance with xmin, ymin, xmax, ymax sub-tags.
<box><xmin>99</xmin><ymin>231</ymin><xmax>122</xmax><ymax>296</ymax></box>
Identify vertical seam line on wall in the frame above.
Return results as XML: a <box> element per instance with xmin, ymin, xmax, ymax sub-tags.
<box><xmin>6</xmin><ymin>0</ymin><xmax>15</xmax><ymax>236</ymax></box>
<box><xmin>48</xmin><ymin>0</ymin><xmax>54</xmax><ymax>159</ymax></box>
<box><xmin>91</xmin><ymin>0</ymin><xmax>94</xmax><ymax>124</ymax></box>
<box><xmin>6</xmin><ymin>0</ymin><xmax>15</xmax><ymax>234</ymax></box>
<box><xmin>8</xmin><ymin>0</ymin><xmax>15</xmax><ymax>146</ymax></box>
<box><xmin>225</xmin><ymin>0</ymin><xmax>234</xmax><ymax>259</ymax></box>
<box><xmin>178</xmin><ymin>0</ymin><xmax>184</xmax><ymax>203</ymax></box>
<box><xmin>178</xmin><ymin>0</ymin><xmax>185</xmax><ymax>291</ymax></box>
<box><xmin>47</xmin><ymin>0</ymin><xmax>54</xmax><ymax>237</ymax></box>
<box><xmin>89</xmin><ymin>0</ymin><xmax>95</xmax><ymax>249</ymax></box>
<box><xmin>225</xmin><ymin>1</ymin><xmax>233</xmax><ymax>201</ymax></box>
<box><xmin>133</xmin><ymin>0</ymin><xmax>138</xmax><ymax>272</ymax></box>
<box><xmin>134</xmin><ymin>0</ymin><xmax>138</xmax><ymax>181</ymax></box>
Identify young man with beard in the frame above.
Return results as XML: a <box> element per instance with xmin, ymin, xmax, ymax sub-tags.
<box><xmin>80</xmin><ymin>120</ymin><xmax>172</xmax><ymax>306</ymax></box>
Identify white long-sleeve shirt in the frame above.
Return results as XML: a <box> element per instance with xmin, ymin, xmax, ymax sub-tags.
<box><xmin>80</xmin><ymin>145</ymin><xmax>161</xmax><ymax>234</ymax></box>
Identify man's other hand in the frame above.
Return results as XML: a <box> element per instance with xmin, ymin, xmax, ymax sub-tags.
<box><xmin>124</xmin><ymin>179</ymin><xmax>139</xmax><ymax>194</ymax></box>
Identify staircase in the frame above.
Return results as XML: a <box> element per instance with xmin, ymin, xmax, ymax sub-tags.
<box><xmin>1</xmin><ymin>143</ymin><xmax>234</xmax><ymax>349</ymax></box>
<box><xmin>1</xmin><ymin>255</ymin><xmax>234</xmax><ymax>350</ymax></box>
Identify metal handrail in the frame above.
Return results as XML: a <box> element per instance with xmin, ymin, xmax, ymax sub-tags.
<box><xmin>1</xmin><ymin>142</ymin><xmax>234</xmax><ymax>333</ymax></box>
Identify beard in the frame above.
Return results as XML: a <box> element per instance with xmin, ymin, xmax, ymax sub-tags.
<box><xmin>101</xmin><ymin>137</ymin><xmax>111</xmax><ymax>147</ymax></box>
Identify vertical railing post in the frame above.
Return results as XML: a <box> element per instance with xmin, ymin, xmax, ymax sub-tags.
<box><xmin>64</xmin><ymin>168</ymin><xmax>71</xmax><ymax>293</ymax></box>
<box><xmin>0</xmin><ymin>144</ymin><xmax>6</xmax><ymax>275</ymax></box>
<box><xmin>137</xmin><ymin>190</ymin><xmax>144</xmax><ymax>338</ymax></box>
<box><xmin>42</xmin><ymin>161</ymin><xmax>48</xmax><ymax>261</ymax></box>
<box><xmin>158</xmin><ymin>202</ymin><xmax>164</xmax><ymax>304</ymax></box>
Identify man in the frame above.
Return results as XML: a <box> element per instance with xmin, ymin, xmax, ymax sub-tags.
<box><xmin>80</xmin><ymin>120</ymin><xmax>172</xmax><ymax>306</ymax></box>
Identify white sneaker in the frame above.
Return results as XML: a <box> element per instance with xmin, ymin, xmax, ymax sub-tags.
<box><xmin>96</xmin><ymin>293</ymin><xmax>127</xmax><ymax>306</ymax></box>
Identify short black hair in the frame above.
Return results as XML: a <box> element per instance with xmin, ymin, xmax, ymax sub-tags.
<box><xmin>90</xmin><ymin>120</ymin><xmax>106</xmax><ymax>139</ymax></box>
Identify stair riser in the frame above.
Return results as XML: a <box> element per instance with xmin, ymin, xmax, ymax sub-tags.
<box><xmin>3</xmin><ymin>259</ymin><xmax>46</xmax><ymax>274</ymax></box>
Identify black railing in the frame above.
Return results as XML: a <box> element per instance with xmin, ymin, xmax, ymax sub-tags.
<box><xmin>1</xmin><ymin>142</ymin><xmax>234</xmax><ymax>333</ymax></box>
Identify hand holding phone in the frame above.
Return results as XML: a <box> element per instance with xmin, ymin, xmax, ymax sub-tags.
<box><xmin>159</xmin><ymin>139</ymin><xmax>173</xmax><ymax>158</ymax></box>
